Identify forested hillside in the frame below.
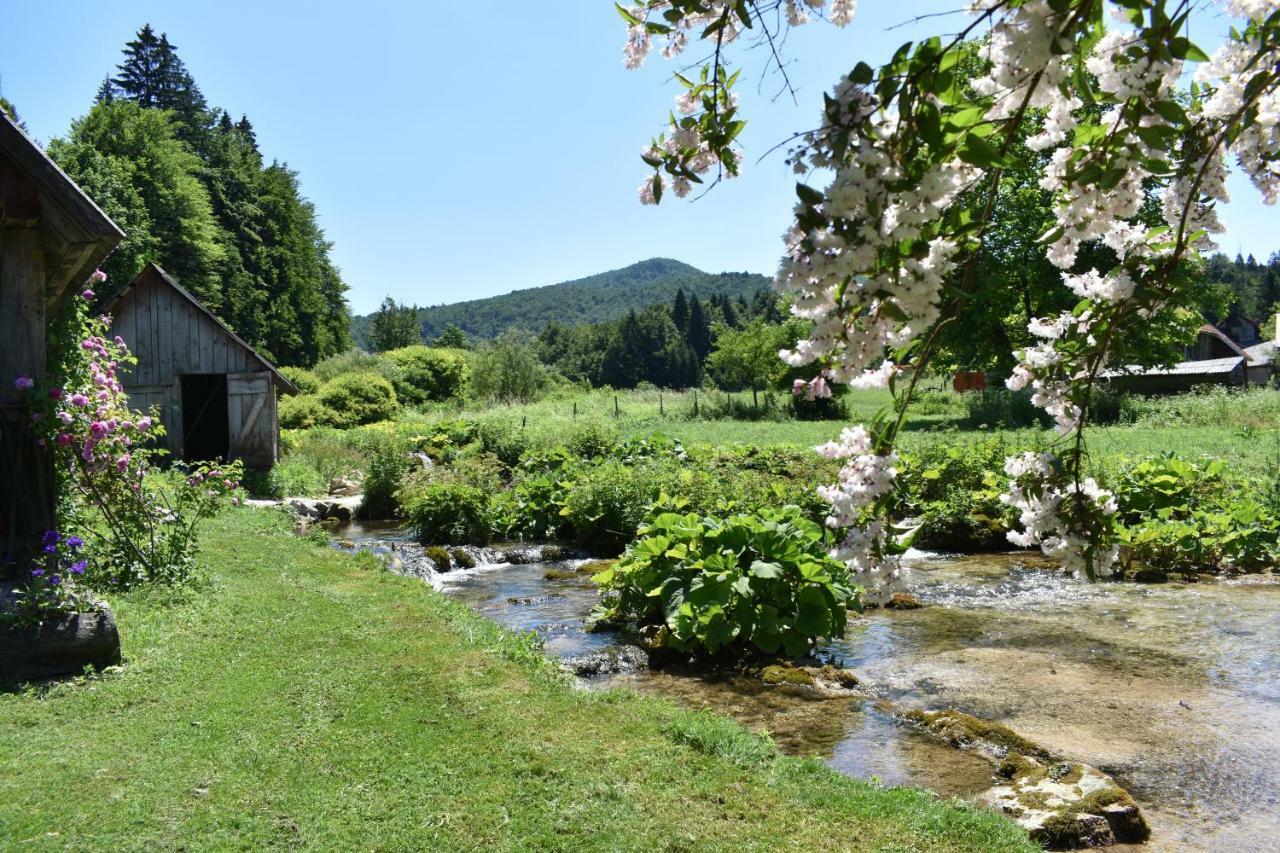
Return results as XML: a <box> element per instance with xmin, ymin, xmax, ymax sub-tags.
<box><xmin>351</xmin><ymin>258</ymin><xmax>770</xmax><ymax>345</ymax></box>
<box><xmin>46</xmin><ymin>24</ymin><xmax>350</xmax><ymax>367</ymax></box>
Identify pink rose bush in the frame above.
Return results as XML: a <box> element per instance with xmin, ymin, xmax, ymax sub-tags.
<box><xmin>17</xmin><ymin>271</ymin><xmax>243</xmax><ymax>598</ymax></box>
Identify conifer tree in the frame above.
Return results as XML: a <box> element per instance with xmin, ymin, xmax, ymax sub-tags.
<box><xmin>687</xmin><ymin>295</ymin><xmax>712</xmax><ymax>361</ymax></box>
<box><xmin>94</xmin><ymin>77</ymin><xmax>117</xmax><ymax>104</ymax></box>
<box><xmin>368</xmin><ymin>297</ymin><xmax>421</xmax><ymax>352</ymax></box>
<box><xmin>672</xmin><ymin>287</ymin><xmax>689</xmax><ymax>334</ymax></box>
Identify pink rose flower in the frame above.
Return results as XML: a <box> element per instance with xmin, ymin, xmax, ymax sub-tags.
<box><xmin>90</xmin><ymin>269</ymin><xmax>107</xmax><ymax>283</ymax></box>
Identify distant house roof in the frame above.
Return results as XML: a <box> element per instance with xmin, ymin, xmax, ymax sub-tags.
<box><xmin>1195</xmin><ymin>324</ymin><xmax>1249</xmax><ymax>360</ymax></box>
<box><xmin>1104</xmin><ymin>356</ymin><xmax>1244</xmax><ymax>379</ymax></box>
<box><xmin>107</xmin><ymin>264</ymin><xmax>299</xmax><ymax>395</ymax></box>
<box><xmin>0</xmin><ymin>111</ymin><xmax>123</xmax><ymax>300</ymax></box>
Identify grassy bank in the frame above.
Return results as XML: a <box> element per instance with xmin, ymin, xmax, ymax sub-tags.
<box><xmin>0</xmin><ymin>509</ymin><xmax>1032</xmax><ymax>851</ymax></box>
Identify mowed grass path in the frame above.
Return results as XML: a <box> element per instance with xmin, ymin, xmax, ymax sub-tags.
<box><xmin>0</xmin><ymin>509</ymin><xmax>1032</xmax><ymax>851</ymax></box>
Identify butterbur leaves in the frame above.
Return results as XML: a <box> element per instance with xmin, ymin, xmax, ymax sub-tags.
<box><xmin>593</xmin><ymin>506</ymin><xmax>858</xmax><ymax>658</ymax></box>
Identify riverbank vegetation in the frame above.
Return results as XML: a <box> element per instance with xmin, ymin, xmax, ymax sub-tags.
<box><xmin>0</xmin><ymin>509</ymin><xmax>1034</xmax><ymax>852</ymax></box>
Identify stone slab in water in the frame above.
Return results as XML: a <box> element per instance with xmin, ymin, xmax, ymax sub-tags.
<box><xmin>0</xmin><ymin>606</ymin><xmax>121</xmax><ymax>680</ymax></box>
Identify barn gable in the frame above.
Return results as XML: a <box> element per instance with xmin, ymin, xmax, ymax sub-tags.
<box><xmin>108</xmin><ymin>264</ymin><xmax>297</xmax><ymax>469</ymax></box>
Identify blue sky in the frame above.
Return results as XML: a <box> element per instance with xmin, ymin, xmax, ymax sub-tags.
<box><xmin>4</xmin><ymin>1</ymin><xmax>1275</xmax><ymax>314</ymax></box>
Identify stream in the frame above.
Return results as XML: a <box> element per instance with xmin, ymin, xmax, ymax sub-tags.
<box><xmin>338</xmin><ymin>523</ymin><xmax>1280</xmax><ymax>851</ymax></box>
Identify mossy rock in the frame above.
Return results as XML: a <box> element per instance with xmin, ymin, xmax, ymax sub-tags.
<box><xmin>424</xmin><ymin>546</ymin><xmax>452</xmax><ymax>571</ymax></box>
<box><xmin>903</xmin><ymin>709</ymin><xmax>1051</xmax><ymax>760</ymax></box>
<box><xmin>580</xmin><ymin>559</ymin><xmax>617</xmax><ymax>577</ymax></box>
<box><xmin>885</xmin><ymin>592</ymin><xmax>923</xmax><ymax>610</ymax></box>
<box><xmin>449</xmin><ymin>548</ymin><xmax>477</xmax><ymax>569</ymax></box>
<box><xmin>761</xmin><ymin>664</ymin><xmax>816</xmax><ymax>687</ymax></box>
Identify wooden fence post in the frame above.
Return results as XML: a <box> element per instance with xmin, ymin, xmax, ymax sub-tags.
<box><xmin>659</xmin><ymin>393</ymin><xmax>664</xmax><ymax>416</ymax></box>
<box><xmin>614</xmin><ymin>395</ymin><xmax>620</xmax><ymax>417</ymax></box>
<box><xmin>693</xmin><ymin>389</ymin><xmax>699</xmax><ymax>417</ymax></box>
<box><xmin>573</xmin><ymin>401</ymin><xmax>577</xmax><ymax>419</ymax></box>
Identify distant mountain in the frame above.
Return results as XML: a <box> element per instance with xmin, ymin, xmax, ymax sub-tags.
<box><xmin>352</xmin><ymin>258</ymin><xmax>773</xmax><ymax>345</ymax></box>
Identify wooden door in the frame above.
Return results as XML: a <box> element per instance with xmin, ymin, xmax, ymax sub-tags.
<box><xmin>227</xmin><ymin>371</ymin><xmax>273</xmax><ymax>468</ymax></box>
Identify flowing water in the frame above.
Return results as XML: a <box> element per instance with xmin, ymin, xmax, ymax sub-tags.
<box><xmin>339</xmin><ymin>523</ymin><xmax>1280</xmax><ymax>851</ymax></box>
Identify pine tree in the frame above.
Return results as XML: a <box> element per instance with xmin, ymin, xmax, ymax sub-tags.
<box><xmin>235</xmin><ymin>115</ymin><xmax>258</xmax><ymax>150</ymax></box>
<box><xmin>687</xmin><ymin>295</ymin><xmax>712</xmax><ymax>361</ymax></box>
<box><xmin>94</xmin><ymin>77</ymin><xmax>117</xmax><ymax>104</ymax></box>
<box><xmin>0</xmin><ymin>96</ymin><xmax>25</xmax><ymax>131</ymax></box>
<box><xmin>672</xmin><ymin>287</ymin><xmax>689</xmax><ymax>333</ymax></box>
<box><xmin>113</xmin><ymin>24</ymin><xmax>166</xmax><ymax>108</ymax></box>
<box><xmin>113</xmin><ymin>25</ymin><xmax>209</xmax><ymax>146</ymax></box>
<box><xmin>432</xmin><ymin>323</ymin><xmax>470</xmax><ymax>349</ymax></box>
<box><xmin>368</xmin><ymin>297</ymin><xmax>421</xmax><ymax>352</ymax></box>
<box><xmin>719</xmin><ymin>293</ymin><xmax>739</xmax><ymax>328</ymax></box>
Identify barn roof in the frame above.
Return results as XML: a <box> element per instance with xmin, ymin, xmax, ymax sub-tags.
<box><xmin>1244</xmin><ymin>340</ymin><xmax>1276</xmax><ymax>364</ymax></box>
<box><xmin>1196</xmin><ymin>323</ymin><xmax>1249</xmax><ymax>360</ymax></box>
<box><xmin>0</xmin><ymin>110</ymin><xmax>123</xmax><ymax>301</ymax></box>
<box><xmin>109</xmin><ymin>264</ymin><xmax>299</xmax><ymax>395</ymax></box>
<box><xmin>1103</xmin><ymin>356</ymin><xmax>1244</xmax><ymax>379</ymax></box>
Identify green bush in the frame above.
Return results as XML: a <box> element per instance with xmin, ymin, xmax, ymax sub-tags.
<box><xmin>899</xmin><ymin>438</ymin><xmax>1016</xmax><ymax>551</ymax></box>
<box><xmin>385</xmin><ymin>345</ymin><xmax>470</xmax><ymax>405</ymax></box>
<box><xmin>279</xmin><ymin>366</ymin><xmax>320</xmax><ymax>396</ymax></box>
<box><xmin>242</xmin><ymin>458</ymin><xmax>328</xmax><ymax>499</ymax></box>
<box><xmin>279</xmin><ymin>394</ymin><xmax>332</xmax><ymax>429</ymax></box>
<box><xmin>593</xmin><ymin>506</ymin><xmax>858</xmax><ymax>658</ymax></box>
<box><xmin>476</xmin><ymin>418</ymin><xmax>535</xmax><ymax>469</ymax></box>
<box><xmin>492</xmin><ymin>468</ymin><xmax>577</xmax><ymax>542</ymax></box>
<box><xmin>318</xmin><ymin>372</ymin><xmax>399</xmax><ymax>428</ymax></box>
<box><xmin>562</xmin><ymin>461</ymin><xmax>658</xmax><ymax>555</ymax></box>
<box><xmin>402</xmin><ymin>482</ymin><xmax>491</xmax><ymax>545</ymax></box>
<box><xmin>312</xmin><ymin>349</ymin><xmax>398</xmax><ymax>384</ymax></box>
<box><xmin>360</xmin><ymin>438</ymin><xmax>414</xmax><ymax>519</ymax></box>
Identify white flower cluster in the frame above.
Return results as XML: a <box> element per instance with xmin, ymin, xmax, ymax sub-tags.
<box><xmin>1195</xmin><ymin>14</ymin><xmax>1280</xmax><ymax>205</ymax></box>
<box><xmin>1000</xmin><ymin>452</ymin><xmax>1120</xmax><ymax>578</ymax></box>
<box><xmin>785</xmin><ymin>0</ymin><xmax>856</xmax><ymax>28</ymax></box>
<box><xmin>813</xmin><ymin>426</ymin><xmax>902</xmax><ymax>600</ymax></box>
<box><xmin>971</xmin><ymin>0</ymin><xmax>1071</xmax><ymax>122</ymax></box>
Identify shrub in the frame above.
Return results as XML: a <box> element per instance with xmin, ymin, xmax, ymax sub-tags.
<box><xmin>565</xmin><ymin>420</ymin><xmax>620</xmax><ymax>460</ymax></box>
<box><xmin>385</xmin><ymin>345</ymin><xmax>470</xmax><ymax>404</ymax></box>
<box><xmin>960</xmin><ymin>389</ymin><xmax>1050</xmax><ymax>429</ymax></box>
<box><xmin>318</xmin><ymin>372</ymin><xmax>399</xmax><ymax>428</ymax></box>
<box><xmin>243</xmin><ymin>457</ymin><xmax>328</xmax><ymax>499</ymax></box>
<box><xmin>899</xmin><ymin>438</ymin><xmax>1016</xmax><ymax>551</ymax></box>
<box><xmin>492</xmin><ymin>468</ymin><xmax>578</xmax><ymax>542</ymax></box>
<box><xmin>278</xmin><ymin>365</ymin><xmax>320</xmax><ymax>396</ymax></box>
<box><xmin>470</xmin><ymin>330</ymin><xmax>554</xmax><ymax>403</ymax></box>
<box><xmin>402</xmin><ymin>482</ymin><xmax>490</xmax><ymax>545</ymax></box>
<box><xmin>279</xmin><ymin>393</ymin><xmax>332</xmax><ymax>429</ymax></box>
<box><xmin>592</xmin><ymin>506</ymin><xmax>858</xmax><ymax>658</ymax></box>
<box><xmin>476</xmin><ymin>418</ymin><xmax>535</xmax><ymax>468</ymax></box>
<box><xmin>312</xmin><ymin>349</ymin><xmax>397</xmax><ymax>384</ymax></box>
<box><xmin>562</xmin><ymin>461</ymin><xmax>658</xmax><ymax>555</ymax></box>
<box><xmin>360</xmin><ymin>438</ymin><xmax>414</xmax><ymax>519</ymax></box>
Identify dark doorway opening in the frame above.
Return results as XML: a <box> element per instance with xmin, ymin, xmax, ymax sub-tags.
<box><xmin>180</xmin><ymin>374</ymin><xmax>229</xmax><ymax>462</ymax></box>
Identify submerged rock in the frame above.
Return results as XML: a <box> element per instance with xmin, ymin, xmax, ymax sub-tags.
<box><xmin>757</xmin><ymin>663</ymin><xmax>861</xmax><ymax>698</ymax></box>
<box><xmin>562</xmin><ymin>645</ymin><xmax>650</xmax><ymax>678</ymax></box>
<box><xmin>902</xmin><ymin>708</ymin><xmax>1148</xmax><ymax>849</ymax></box>
<box><xmin>885</xmin><ymin>592</ymin><xmax>924</xmax><ymax>610</ymax></box>
<box><xmin>983</xmin><ymin>756</ymin><xmax>1149</xmax><ymax>848</ymax></box>
<box><xmin>424</xmin><ymin>546</ymin><xmax>452</xmax><ymax>571</ymax></box>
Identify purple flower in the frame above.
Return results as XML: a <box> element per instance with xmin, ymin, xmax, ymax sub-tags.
<box><xmin>71</xmin><ymin>393</ymin><xmax>90</xmax><ymax>407</ymax></box>
<box><xmin>50</xmin><ymin>387</ymin><xmax>63</xmax><ymax>400</ymax></box>
<box><xmin>50</xmin><ymin>575</ymin><xmax>62</xmax><ymax>586</ymax></box>
<box><xmin>66</xmin><ymin>536</ymin><xmax>84</xmax><ymax>551</ymax></box>
<box><xmin>41</xmin><ymin>530</ymin><xmax>60</xmax><ymax>549</ymax></box>
<box><xmin>90</xmin><ymin>269</ymin><xmax>107</xmax><ymax>283</ymax></box>
<box><xmin>31</xmin><ymin>568</ymin><xmax>45</xmax><ymax>578</ymax></box>
<box><xmin>13</xmin><ymin>374</ymin><xmax>34</xmax><ymax>391</ymax></box>
<box><xmin>70</xmin><ymin>560</ymin><xmax>87</xmax><ymax>575</ymax></box>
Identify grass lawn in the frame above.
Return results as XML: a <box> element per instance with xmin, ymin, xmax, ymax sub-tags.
<box><xmin>0</xmin><ymin>509</ymin><xmax>1033</xmax><ymax>851</ymax></box>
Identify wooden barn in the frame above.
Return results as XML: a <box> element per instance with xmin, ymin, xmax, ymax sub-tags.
<box><xmin>108</xmin><ymin>263</ymin><xmax>298</xmax><ymax>468</ymax></box>
<box><xmin>1</xmin><ymin>111</ymin><xmax>123</xmax><ymax>564</ymax></box>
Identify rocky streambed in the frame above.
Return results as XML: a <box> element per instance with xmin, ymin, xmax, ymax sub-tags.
<box><xmin>336</xmin><ymin>521</ymin><xmax>1280</xmax><ymax>851</ymax></box>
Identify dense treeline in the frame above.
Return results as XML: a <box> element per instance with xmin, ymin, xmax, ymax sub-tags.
<box><xmin>46</xmin><ymin>24</ymin><xmax>350</xmax><ymax>366</ymax></box>
<box><xmin>1203</xmin><ymin>252</ymin><xmax>1280</xmax><ymax>329</ymax></box>
<box><xmin>351</xmin><ymin>258</ymin><xmax>770</xmax><ymax>345</ymax></box>
<box><xmin>535</xmin><ymin>286</ymin><xmax>781</xmax><ymax>389</ymax></box>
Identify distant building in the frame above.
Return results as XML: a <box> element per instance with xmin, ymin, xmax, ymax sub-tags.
<box><xmin>108</xmin><ymin>264</ymin><xmax>298</xmax><ymax>468</ymax></box>
<box><xmin>1106</xmin><ymin>319</ymin><xmax>1274</xmax><ymax>393</ymax></box>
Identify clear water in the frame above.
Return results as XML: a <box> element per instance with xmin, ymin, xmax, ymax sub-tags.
<box><xmin>342</xmin><ymin>523</ymin><xmax>1280</xmax><ymax>851</ymax></box>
